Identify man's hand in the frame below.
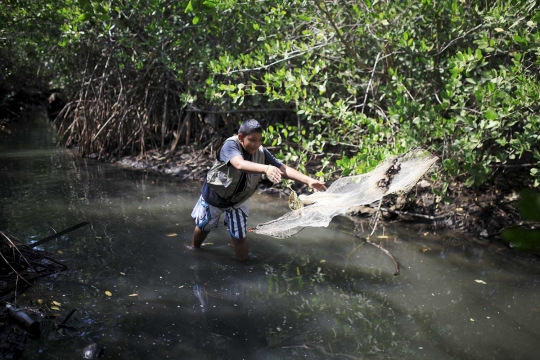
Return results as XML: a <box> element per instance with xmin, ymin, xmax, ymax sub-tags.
<box><xmin>308</xmin><ymin>179</ymin><xmax>327</xmax><ymax>192</ymax></box>
<box><xmin>265</xmin><ymin>165</ymin><xmax>282</xmax><ymax>183</ymax></box>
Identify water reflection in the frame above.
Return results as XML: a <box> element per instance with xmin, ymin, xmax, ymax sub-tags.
<box><xmin>1</xmin><ymin>113</ymin><xmax>540</xmax><ymax>359</ymax></box>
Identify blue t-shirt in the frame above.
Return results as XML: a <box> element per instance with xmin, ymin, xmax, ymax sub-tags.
<box><xmin>202</xmin><ymin>139</ymin><xmax>283</xmax><ymax>207</ymax></box>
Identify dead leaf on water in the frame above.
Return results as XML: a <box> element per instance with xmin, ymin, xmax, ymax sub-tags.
<box><xmin>179</xmin><ymin>285</ymin><xmax>185</xmax><ymax>289</ymax></box>
<box><xmin>138</xmin><ymin>206</ymin><xmax>142</xmax><ymax>210</ymax></box>
<box><xmin>166</xmin><ymin>233</ymin><xmax>177</xmax><ymax>237</ymax></box>
<box><xmin>37</xmin><ymin>299</ymin><xmax>43</xmax><ymax>304</ymax></box>
<box><xmin>104</xmin><ymin>291</ymin><xmax>113</xmax><ymax>297</ymax></box>
<box><xmin>128</xmin><ymin>294</ymin><xmax>138</xmax><ymax>297</ymax></box>
<box><xmin>120</xmin><ymin>272</ymin><xmax>126</xmax><ymax>275</ymax></box>
<box><xmin>147</xmin><ymin>197</ymin><xmax>150</xmax><ymax>199</ymax></box>
<box><xmin>320</xmin><ymin>260</ymin><xmax>326</xmax><ymax>263</ymax></box>
<box><xmin>421</xmin><ymin>248</ymin><xmax>429</xmax><ymax>253</ymax></box>
<box><xmin>57</xmin><ymin>250</ymin><xmax>63</xmax><ymax>254</ymax></box>
<box><xmin>377</xmin><ymin>236</ymin><xmax>389</xmax><ymax>239</ymax></box>
<box><xmin>50</xmin><ymin>306</ymin><xmax>60</xmax><ymax>311</ymax></box>
<box><xmin>470</xmin><ymin>318</ymin><xmax>475</xmax><ymax>322</ymax></box>
<box><xmin>51</xmin><ymin>301</ymin><xmax>61</xmax><ymax>306</ymax></box>
<box><xmin>474</xmin><ymin>279</ymin><xmax>487</xmax><ymax>284</ymax></box>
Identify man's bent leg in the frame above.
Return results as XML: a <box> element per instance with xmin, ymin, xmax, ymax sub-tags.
<box><xmin>231</xmin><ymin>236</ymin><xmax>249</xmax><ymax>261</ymax></box>
<box><xmin>192</xmin><ymin>226</ymin><xmax>210</xmax><ymax>248</ymax></box>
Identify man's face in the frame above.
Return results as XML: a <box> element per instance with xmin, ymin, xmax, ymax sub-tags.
<box><xmin>238</xmin><ymin>132</ymin><xmax>263</xmax><ymax>154</ymax></box>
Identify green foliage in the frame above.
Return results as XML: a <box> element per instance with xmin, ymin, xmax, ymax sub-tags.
<box><xmin>502</xmin><ymin>189</ymin><xmax>540</xmax><ymax>250</ymax></box>
<box><xmin>1</xmin><ymin>0</ymin><xmax>539</xmax><ymax>188</ymax></box>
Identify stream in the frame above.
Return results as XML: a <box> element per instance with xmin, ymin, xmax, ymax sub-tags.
<box><xmin>1</xmin><ymin>111</ymin><xmax>539</xmax><ymax>360</ymax></box>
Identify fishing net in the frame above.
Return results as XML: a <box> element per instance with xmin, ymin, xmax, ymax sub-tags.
<box><xmin>249</xmin><ymin>148</ymin><xmax>438</xmax><ymax>238</ymax></box>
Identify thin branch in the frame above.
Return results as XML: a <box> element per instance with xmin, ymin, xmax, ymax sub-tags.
<box><xmin>185</xmin><ymin>107</ymin><xmax>294</xmax><ymax>114</ymax></box>
<box><xmin>313</xmin><ymin>0</ymin><xmax>364</xmax><ymax>70</ymax></box>
<box><xmin>361</xmin><ymin>52</ymin><xmax>381</xmax><ymax>114</ymax></box>
<box><xmin>222</xmin><ymin>42</ymin><xmax>332</xmax><ymax>75</ymax></box>
<box><xmin>353</xmin><ymin>234</ymin><xmax>400</xmax><ymax>276</ymax></box>
<box><xmin>435</xmin><ymin>23</ymin><xmax>485</xmax><ymax>56</ymax></box>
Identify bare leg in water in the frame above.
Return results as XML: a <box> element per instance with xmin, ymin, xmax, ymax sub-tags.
<box><xmin>192</xmin><ymin>226</ymin><xmax>209</xmax><ymax>248</ymax></box>
<box><xmin>231</xmin><ymin>236</ymin><xmax>249</xmax><ymax>261</ymax></box>
<box><xmin>191</xmin><ymin>226</ymin><xmax>249</xmax><ymax>261</ymax></box>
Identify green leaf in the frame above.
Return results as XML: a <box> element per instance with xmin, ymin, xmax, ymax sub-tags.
<box><xmin>193</xmin><ymin>16</ymin><xmax>200</xmax><ymax>24</ymax></box>
<box><xmin>203</xmin><ymin>1</ymin><xmax>217</xmax><ymax>9</ymax></box>
<box><xmin>185</xmin><ymin>0</ymin><xmax>194</xmax><ymax>13</ymax></box>
<box><xmin>502</xmin><ymin>227</ymin><xmax>540</xmax><ymax>250</ymax></box>
<box><xmin>78</xmin><ymin>0</ymin><xmax>93</xmax><ymax>12</ymax></box>
<box><xmin>484</xmin><ymin>108</ymin><xmax>497</xmax><ymax>120</ymax></box>
<box><xmin>517</xmin><ymin>189</ymin><xmax>540</xmax><ymax>221</ymax></box>
<box><xmin>75</xmin><ymin>13</ymin><xmax>91</xmax><ymax>23</ymax></box>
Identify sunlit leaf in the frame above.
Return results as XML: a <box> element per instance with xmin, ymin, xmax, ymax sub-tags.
<box><xmin>203</xmin><ymin>1</ymin><xmax>217</xmax><ymax>8</ymax></box>
<box><xmin>120</xmin><ymin>272</ymin><xmax>126</xmax><ymax>275</ymax></box>
<box><xmin>185</xmin><ymin>0</ymin><xmax>193</xmax><ymax>13</ymax></box>
<box><xmin>474</xmin><ymin>279</ymin><xmax>487</xmax><ymax>284</ymax></box>
<box><xmin>166</xmin><ymin>233</ymin><xmax>177</xmax><ymax>237</ymax></box>
<box><xmin>128</xmin><ymin>294</ymin><xmax>138</xmax><ymax>297</ymax></box>
<box><xmin>51</xmin><ymin>306</ymin><xmax>60</xmax><ymax>310</ymax></box>
<box><xmin>105</xmin><ymin>291</ymin><xmax>113</xmax><ymax>297</ymax></box>
<box><xmin>37</xmin><ymin>299</ymin><xmax>43</xmax><ymax>304</ymax></box>
<box><xmin>52</xmin><ymin>301</ymin><xmax>61</xmax><ymax>306</ymax></box>
<box><xmin>58</xmin><ymin>250</ymin><xmax>63</xmax><ymax>254</ymax></box>
<box><xmin>75</xmin><ymin>13</ymin><xmax>91</xmax><ymax>23</ymax></box>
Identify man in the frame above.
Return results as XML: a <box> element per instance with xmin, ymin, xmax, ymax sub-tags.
<box><xmin>191</xmin><ymin>119</ymin><xmax>326</xmax><ymax>260</ymax></box>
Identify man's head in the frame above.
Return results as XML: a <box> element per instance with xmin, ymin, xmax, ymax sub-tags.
<box><xmin>238</xmin><ymin>119</ymin><xmax>263</xmax><ymax>154</ymax></box>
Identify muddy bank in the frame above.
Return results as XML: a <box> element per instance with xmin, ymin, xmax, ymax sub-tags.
<box><xmin>109</xmin><ymin>148</ymin><xmax>535</xmax><ymax>245</ymax></box>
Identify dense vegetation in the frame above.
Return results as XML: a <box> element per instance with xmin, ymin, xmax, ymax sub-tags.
<box><xmin>1</xmin><ymin>0</ymin><xmax>539</xmax><ymax>191</ymax></box>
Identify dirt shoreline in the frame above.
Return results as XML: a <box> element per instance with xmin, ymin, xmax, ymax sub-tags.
<box><xmin>110</xmin><ymin>147</ymin><xmax>534</xmax><ymax>246</ymax></box>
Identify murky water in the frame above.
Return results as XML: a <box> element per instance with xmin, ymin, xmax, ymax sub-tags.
<box><xmin>1</xmin><ymin>112</ymin><xmax>540</xmax><ymax>360</ymax></box>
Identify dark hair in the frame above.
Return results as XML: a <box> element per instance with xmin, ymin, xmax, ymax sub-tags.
<box><xmin>238</xmin><ymin>119</ymin><xmax>263</xmax><ymax>135</ymax></box>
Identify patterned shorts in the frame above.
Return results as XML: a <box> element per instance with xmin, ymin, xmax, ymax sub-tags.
<box><xmin>191</xmin><ymin>195</ymin><xmax>250</xmax><ymax>239</ymax></box>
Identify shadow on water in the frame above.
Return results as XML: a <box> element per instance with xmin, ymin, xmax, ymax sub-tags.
<box><xmin>1</xmin><ymin>112</ymin><xmax>540</xmax><ymax>359</ymax></box>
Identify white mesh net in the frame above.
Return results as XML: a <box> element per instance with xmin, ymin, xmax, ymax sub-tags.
<box><xmin>249</xmin><ymin>149</ymin><xmax>438</xmax><ymax>238</ymax></box>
